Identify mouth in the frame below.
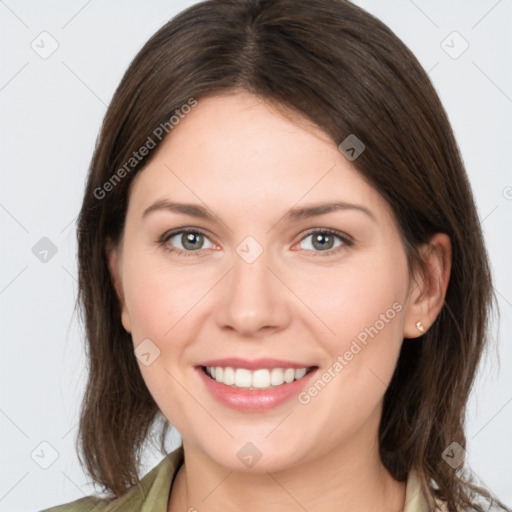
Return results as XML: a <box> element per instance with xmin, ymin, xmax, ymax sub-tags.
<box><xmin>195</xmin><ymin>358</ymin><xmax>319</xmax><ymax>411</ymax></box>
<box><xmin>200</xmin><ymin>365</ymin><xmax>317</xmax><ymax>390</ymax></box>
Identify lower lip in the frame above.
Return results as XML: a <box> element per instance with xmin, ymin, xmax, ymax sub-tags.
<box><xmin>196</xmin><ymin>367</ymin><xmax>318</xmax><ymax>412</ymax></box>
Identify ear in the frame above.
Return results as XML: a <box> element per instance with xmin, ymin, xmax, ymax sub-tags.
<box><xmin>403</xmin><ymin>233</ymin><xmax>452</xmax><ymax>339</ymax></box>
<box><xmin>106</xmin><ymin>238</ymin><xmax>131</xmax><ymax>333</ymax></box>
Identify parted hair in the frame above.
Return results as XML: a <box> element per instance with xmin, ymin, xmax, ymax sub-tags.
<box><xmin>75</xmin><ymin>0</ymin><xmax>509</xmax><ymax>510</ymax></box>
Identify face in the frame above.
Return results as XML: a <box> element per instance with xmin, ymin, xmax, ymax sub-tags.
<box><xmin>109</xmin><ymin>91</ymin><xmax>419</xmax><ymax>473</ymax></box>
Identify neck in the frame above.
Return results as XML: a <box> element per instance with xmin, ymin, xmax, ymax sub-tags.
<box><xmin>168</xmin><ymin>427</ymin><xmax>406</xmax><ymax>512</ymax></box>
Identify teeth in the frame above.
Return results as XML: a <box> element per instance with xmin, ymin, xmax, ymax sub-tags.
<box><xmin>252</xmin><ymin>369</ymin><xmax>270</xmax><ymax>389</ymax></box>
<box><xmin>283</xmin><ymin>368</ymin><xmax>295</xmax><ymax>383</ymax></box>
<box><xmin>270</xmin><ymin>368</ymin><xmax>285</xmax><ymax>386</ymax></box>
<box><xmin>205</xmin><ymin>366</ymin><xmax>310</xmax><ymax>389</ymax></box>
<box><xmin>223</xmin><ymin>367</ymin><xmax>235</xmax><ymax>385</ymax></box>
<box><xmin>235</xmin><ymin>368</ymin><xmax>252</xmax><ymax>387</ymax></box>
<box><xmin>295</xmin><ymin>368</ymin><xmax>307</xmax><ymax>379</ymax></box>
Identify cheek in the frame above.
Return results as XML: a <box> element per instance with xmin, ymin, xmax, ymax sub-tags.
<box><xmin>120</xmin><ymin>249</ymin><xmax>204</xmax><ymax>429</ymax></box>
<box><xmin>296</xmin><ymin>249</ymin><xmax>409</xmax><ymax>414</ymax></box>
<box><xmin>288</xmin><ymin>267</ymin><xmax>408</xmax><ymax>448</ymax></box>
<box><xmin>122</xmin><ymin>246</ymin><xmax>209</xmax><ymax>342</ymax></box>
<box><xmin>294</xmin><ymin>251</ymin><xmax>408</xmax><ymax>352</ymax></box>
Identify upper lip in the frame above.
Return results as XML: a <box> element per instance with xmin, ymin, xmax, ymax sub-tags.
<box><xmin>196</xmin><ymin>358</ymin><xmax>316</xmax><ymax>370</ymax></box>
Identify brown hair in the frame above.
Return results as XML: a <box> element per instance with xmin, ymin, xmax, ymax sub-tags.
<box><xmin>75</xmin><ymin>0</ymin><xmax>509</xmax><ymax>510</ymax></box>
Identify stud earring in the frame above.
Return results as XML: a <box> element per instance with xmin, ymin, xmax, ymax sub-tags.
<box><xmin>416</xmin><ymin>321</ymin><xmax>425</xmax><ymax>333</ymax></box>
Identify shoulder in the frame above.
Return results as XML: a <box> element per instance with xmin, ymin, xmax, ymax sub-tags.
<box><xmin>434</xmin><ymin>500</ymin><xmax>449</xmax><ymax>512</ymax></box>
<box><xmin>39</xmin><ymin>446</ymin><xmax>184</xmax><ymax>512</ymax></box>
<box><xmin>39</xmin><ymin>495</ymin><xmax>111</xmax><ymax>512</ymax></box>
<box><xmin>404</xmin><ymin>470</ymin><xmax>505</xmax><ymax>512</ymax></box>
<box><xmin>405</xmin><ymin>468</ymin><xmax>450</xmax><ymax>512</ymax></box>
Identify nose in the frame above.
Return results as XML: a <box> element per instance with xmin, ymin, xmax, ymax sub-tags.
<box><xmin>214</xmin><ymin>246</ymin><xmax>292</xmax><ymax>338</ymax></box>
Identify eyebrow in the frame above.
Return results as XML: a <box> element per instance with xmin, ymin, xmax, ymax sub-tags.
<box><xmin>142</xmin><ymin>200</ymin><xmax>376</xmax><ymax>223</ymax></box>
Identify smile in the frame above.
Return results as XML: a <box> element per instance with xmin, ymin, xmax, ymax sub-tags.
<box><xmin>196</xmin><ymin>358</ymin><xmax>319</xmax><ymax>411</ymax></box>
<box><xmin>202</xmin><ymin>365</ymin><xmax>315</xmax><ymax>389</ymax></box>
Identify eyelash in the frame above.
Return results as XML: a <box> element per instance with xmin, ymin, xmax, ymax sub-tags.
<box><xmin>157</xmin><ymin>227</ymin><xmax>354</xmax><ymax>258</ymax></box>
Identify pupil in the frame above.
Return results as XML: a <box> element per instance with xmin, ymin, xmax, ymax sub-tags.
<box><xmin>183</xmin><ymin>232</ymin><xmax>202</xmax><ymax>250</ymax></box>
<box><xmin>313</xmin><ymin>233</ymin><xmax>333</xmax><ymax>250</ymax></box>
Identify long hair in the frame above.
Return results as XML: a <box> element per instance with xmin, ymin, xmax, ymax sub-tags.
<box><xmin>75</xmin><ymin>1</ymin><xmax>508</xmax><ymax>509</ymax></box>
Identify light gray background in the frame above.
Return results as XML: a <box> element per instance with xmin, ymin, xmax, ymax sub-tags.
<box><xmin>0</xmin><ymin>1</ymin><xmax>511</xmax><ymax>510</ymax></box>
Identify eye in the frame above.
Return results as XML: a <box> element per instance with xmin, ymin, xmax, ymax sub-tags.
<box><xmin>159</xmin><ymin>228</ymin><xmax>215</xmax><ymax>257</ymax></box>
<box><xmin>296</xmin><ymin>229</ymin><xmax>353</xmax><ymax>256</ymax></box>
<box><xmin>158</xmin><ymin>227</ymin><xmax>353</xmax><ymax>258</ymax></box>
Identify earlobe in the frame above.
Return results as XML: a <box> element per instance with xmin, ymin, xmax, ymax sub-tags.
<box><xmin>106</xmin><ymin>240</ymin><xmax>132</xmax><ymax>333</ymax></box>
<box><xmin>403</xmin><ymin>233</ymin><xmax>452</xmax><ymax>339</ymax></box>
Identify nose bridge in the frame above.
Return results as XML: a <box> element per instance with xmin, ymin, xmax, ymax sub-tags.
<box><xmin>215</xmin><ymin>238</ymin><xmax>290</xmax><ymax>336</ymax></box>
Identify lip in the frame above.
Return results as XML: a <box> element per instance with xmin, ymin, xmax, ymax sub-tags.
<box><xmin>196</xmin><ymin>357</ymin><xmax>313</xmax><ymax>370</ymax></box>
<box><xmin>196</xmin><ymin>363</ymin><xmax>318</xmax><ymax>412</ymax></box>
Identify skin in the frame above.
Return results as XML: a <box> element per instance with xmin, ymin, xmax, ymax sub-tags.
<box><xmin>108</xmin><ymin>91</ymin><xmax>451</xmax><ymax>512</ymax></box>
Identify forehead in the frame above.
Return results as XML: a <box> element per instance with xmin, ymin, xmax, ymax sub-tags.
<box><xmin>127</xmin><ymin>92</ymin><xmax>391</xmax><ymax>224</ymax></box>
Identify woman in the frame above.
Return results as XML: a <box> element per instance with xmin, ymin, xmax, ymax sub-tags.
<box><xmin>42</xmin><ymin>0</ymin><xmax>510</xmax><ymax>511</ymax></box>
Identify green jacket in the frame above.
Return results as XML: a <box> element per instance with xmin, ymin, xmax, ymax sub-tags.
<box><xmin>40</xmin><ymin>446</ymin><xmax>184</xmax><ymax>512</ymax></box>
<box><xmin>40</xmin><ymin>445</ymin><xmax>435</xmax><ymax>511</ymax></box>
